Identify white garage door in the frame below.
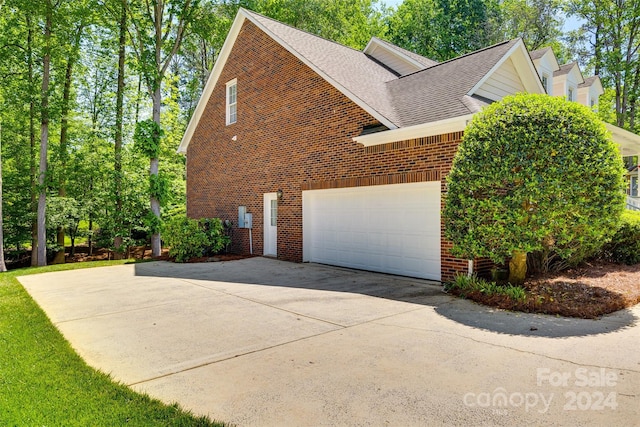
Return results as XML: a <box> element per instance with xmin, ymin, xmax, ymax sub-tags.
<box><xmin>302</xmin><ymin>182</ymin><xmax>441</xmax><ymax>280</ymax></box>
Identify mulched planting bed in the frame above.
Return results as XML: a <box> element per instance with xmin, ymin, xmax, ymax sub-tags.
<box><xmin>448</xmin><ymin>260</ymin><xmax>640</xmax><ymax>319</ymax></box>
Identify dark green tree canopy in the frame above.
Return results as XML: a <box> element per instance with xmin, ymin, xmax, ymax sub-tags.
<box><xmin>444</xmin><ymin>93</ymin><xmax>625</xmax><ymax>266</ymax></box>
<box><xmin>387</xmin><ymin>0</ymin><xmax>502</xmax><ymax>61</ymax></box>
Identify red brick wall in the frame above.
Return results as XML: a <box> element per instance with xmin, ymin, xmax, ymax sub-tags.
<box><xmin>186</xmin><ymin>20</ymin><xmax>469</xmax><ymax>282</ymax></box>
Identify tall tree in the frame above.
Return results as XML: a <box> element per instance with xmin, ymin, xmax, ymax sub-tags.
<box><xmin>113</xmin><ymin>0</ymin><xmax>127</xmax><ymax>258</ymax></box>
<box><xmin>53</xmin><ymin>6</ymin><xmax>89</xmax><ymax>264</ymax></box>
<box><xmin>568</xmin><ymin>0</ymin><xmax>640</xmax><ymax>132</ymax></box>
<box><xmin>36</xmin><ymin>0</ymin><xmax>54</xmax><ymax>266</ymax></box>
<box><xmin>0</xmin><ymin>121</ymin><xmax>7</xmax><ymax>272</ymax></box>
<box><xmin>387</xmin><ymin>0</ymin><xmax>502</xmax><ymax>61</ymax></box>
<box><xmin>126</xmin><ymin>0</ymin><xmax>197</xmax><ymax>256</ymax></box>
<box><xmin>499</xmin><ymin>0</ymin><xmax>565</xmax><ymax>52</ymax></box>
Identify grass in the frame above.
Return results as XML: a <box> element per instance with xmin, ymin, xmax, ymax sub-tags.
<box><xmin>0</xmin><ymin>260</ymin><xmax>227</xmax><ymax>426</ymax></box>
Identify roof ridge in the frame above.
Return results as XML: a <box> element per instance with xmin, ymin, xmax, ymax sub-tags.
<box><xmin>395</xmin><ymin>39</ymin><xmax>517</xmax><ymax>80</ymax></box>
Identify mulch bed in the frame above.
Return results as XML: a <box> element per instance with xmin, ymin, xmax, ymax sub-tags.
<box><xmin>66</xmin><ymin>247</ymin><xmax>255</xmax><ymax>264</ymax></box>
<box><xmin>448</xmin><ymin>260</ymin><xmax>640</xmax><ymax>319</ymax></box>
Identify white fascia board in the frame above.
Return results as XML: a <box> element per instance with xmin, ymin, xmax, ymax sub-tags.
<box><xmin>177</xmin><ymin>11</ymin><xmax>248</xmax><ymax>154</ymax></box>
<box><xmin>606</xmin><ymin>123</ymin><xmax>640</xmax><ymax>156</ymax></box>
<box><xmin>247</xmin><ymin>19</ymin><xmax>397</xmax><ymax>130</ymax></box>
<box><xmin>353</xmin><ymin>114</ymin><xmax>475</xmax><ymax>147</ymax></box>
<box><xmin>467</xmin><ymin>39</ymin><xmax>545</xmax><ymax>97</ymax></box>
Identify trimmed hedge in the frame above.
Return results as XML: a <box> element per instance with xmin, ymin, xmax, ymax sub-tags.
<box><xmin>162</xmin><ymin>215</ymin><xmax>230</xmax><ymax>262</ymax></box>
<box><xmin>601</xmin><ymin>210</ymin><xmax>640</xmax><ymax>265</ymax></box>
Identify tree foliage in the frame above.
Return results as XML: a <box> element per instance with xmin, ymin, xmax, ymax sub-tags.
<box><xmin>387</xmin><ymin>0</ymin><xmax>502</xmax><ymax>61</ymax></box>
<box><xmin>444</xmin><ymin>94</ymin><xmax>625</xmax><ymax>283</ymax></box>
<box><xmin>567</xmin><ymin>0</ymin><xmax>640</xmax><ymax>132</ymax></box>
<box><xmin>499</xmin><ymin>0</ymin><xmax>567</xmax><ymax>55</ymax></box>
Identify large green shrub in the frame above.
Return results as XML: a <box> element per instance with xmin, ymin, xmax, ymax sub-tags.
<box><xmin>162</xmin><ymin>215</ymin><xmax>230</xmax><ymax>262</ymax></box>
<box><xmin>601</xmin><ymin>210</ymin><xmax>640</xmax><ymax>265</ymax></box>
<box><xmin>443</xmin><ymin>93</ymin><xmax>625</xmax><ymax>284</ymax></box>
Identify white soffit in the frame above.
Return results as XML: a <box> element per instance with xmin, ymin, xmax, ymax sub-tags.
<box><xmin>353</xmin><ymin>114</ymin><xmax>474</xmax><ymax>147</ymax></box>
<box><xmin>607</xmin><ymin>123</ymin><xmax>640</xmax><ymax>156</ymax></box>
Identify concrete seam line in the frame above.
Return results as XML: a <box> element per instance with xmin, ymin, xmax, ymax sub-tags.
<box><xmin>125</xmin><ymin>325</ymin><xmax>346</xmax><ymax>387</ymax></box>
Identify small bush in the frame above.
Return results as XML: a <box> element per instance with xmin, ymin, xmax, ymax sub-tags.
<box><xmin>162</xmin><ymin>215</ymin><xmax>230</xmax><ymax>262</ymax></box>
<box><xmin>601</xmin><ymin>210</ymin><xmax>640</xmax><ymax>265</ymax></box>
<box><xmin>445</xmin><ymin>274</ymin><xmax>527</xmax><ymax>302</ymax></box>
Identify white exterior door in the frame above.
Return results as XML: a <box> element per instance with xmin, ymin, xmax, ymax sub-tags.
<box><xmin>263</xmin><ymin>193</ymin><xmax>278</xmax><ymax>256</ymax></box>
<box><xmin>302</xmin><ymin>182</ymin><xmax>441</xmax><ymax>280</ymax></box>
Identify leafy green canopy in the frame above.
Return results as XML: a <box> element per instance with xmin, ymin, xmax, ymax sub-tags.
<box><xmin>444</xmin><ymin>93</ymin><xmax>625</xmax><ymax>265</ymax></box>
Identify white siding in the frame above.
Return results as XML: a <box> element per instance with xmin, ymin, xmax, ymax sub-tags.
<box><xmin>475</xmin><ymin>57</ymin><xmax>526</xmax><ymax>101</ymax></box>
<box><xmin>533</xmin><ymin>55</ymin><xmax>557</xmax><ymax>95</ymax></box>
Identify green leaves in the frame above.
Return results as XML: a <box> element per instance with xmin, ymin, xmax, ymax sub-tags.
<box><xmin>133</xmin><ymin>119</ymin><xmax>163</xmax><ymax>159</ymax></box>
<box><xmin>444</xmin><ymin>93</ymin><xmax>626</xmax><ymax>267</ymax></box>
<box><xmin>387</xmin><ymin>0</ymin><xmax>502</xmax><ymax>61</ymax></box>
<box><xmin>162</xmin><ymin>215</ymin><xmax>230</xmax><ymax>262</ymax></box>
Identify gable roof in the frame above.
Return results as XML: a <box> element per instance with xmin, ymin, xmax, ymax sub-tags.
<box><xmin>387</xmin><ymin>39</ymin><xmax>521</xmax><ymax>127</ymax></box>
<box><xmin>554</xmin><ymin>62</ymin><xmax>578</xmax><ymax>77</ymax></box>
<box><xmin>579</xmin><ymin>76</ymin><xmax>599</xmax><ymax>88</ymax></box>
<box><xmin>529</xmin><ymin>47</ymin><xmax>552</xmax><ymax>61</ymax></box>
<box><xmin>179</xmin><ymin>8</ymin><xmax>544</xmax><ymax>153</ymax></box>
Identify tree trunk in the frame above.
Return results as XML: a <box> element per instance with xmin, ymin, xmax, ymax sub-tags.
<box><xmin>27</xmin><ymin>16</ymin><xmax>38</xmax><ymax>267</ymax></box>
<box><xmin>0</xmin><ymin>123</ymin><xmax>7</xmax><ymax>272</ymax></box>
<box><xmin>53</xmin><ymin>55</ymin><xmax>75</xmax><ymax>265</ymax></box>
<box><xmin>88</xmin><ymin>215</ymin><xmax>93</xmax><ymax>256</ymax></box>
<box><xmin>508</xmin><ymin>251</ymin><xmax>527</xmax><ymax>286</ymax></box>
<box><xmin>150</xmin><ymin>86</ymin><xmax>161</xmax><ymax>257</ymax></box>
<box><xmin>37</xmin><ymin>4</ymin><xmax>53</xmax><ymax>267</ymax></box>
<box><xmin>113</xmin><ymin>0</ymin><xmax>126</xmax><ymax>260</ymax></box>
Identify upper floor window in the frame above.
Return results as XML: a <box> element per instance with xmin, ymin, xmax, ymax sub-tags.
<box><xmin>226</xmin><ymin>79</ymin><xmax>237</xmax><ymax>125</ymax></box>
<box><xmin>590</xmin><ymin>97</ymin><xmax>596</xmax><ymax>107</ymax></box>
<box><xmin>567</xmin><ymin>86</ymin><xmax>575</xmax><ymax>101</ymax></box>
<box><xmin>541</xmin><ymin>74</ymin><xmax>549</xmax><ymax>92</ymax></box>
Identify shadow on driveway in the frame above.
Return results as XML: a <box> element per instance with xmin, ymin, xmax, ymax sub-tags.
<box><xmin>133</xmin><ymin>257</ymin><xmax>638</xmax><ymax>338</ymax></box>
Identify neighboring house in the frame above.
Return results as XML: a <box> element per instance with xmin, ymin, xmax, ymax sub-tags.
<box><xmin>530</xmin><ymin>46</ymin><xmax>640</xmax><ymax>210</ymax></box>
<box><xmin>180</xmin><ymin>8</ymin><xmax>640</xmax><ymax>281</ymax></box>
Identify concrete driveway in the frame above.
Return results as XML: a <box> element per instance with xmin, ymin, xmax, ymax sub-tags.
<box><xmin>19</xmin><ymin>257</ymin><xmax>640</xmax><ymax>426</ymax></box>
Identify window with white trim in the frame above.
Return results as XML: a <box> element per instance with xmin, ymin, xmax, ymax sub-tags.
<box><xmin>226</xmin><ymin>79</ymin><xmax>237</xmax><ymax>125</ymax></box>
<box><xmin>541</xmin><ymin>74</ymin><xmax>549</xmax><ymax>93</ymax></box>
<box><xmin>567</xmin><ymin>86</ymin><xmax>575</xmax><ymax>102</ymax></box>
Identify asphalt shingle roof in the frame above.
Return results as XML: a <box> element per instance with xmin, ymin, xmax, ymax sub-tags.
<box><xmin>554</xmin><ymin>62</ymin><xmax>577</xmax><ymax>77</ymax></box>
<box><xmin>529</xmin><ymin>47</ymin><xmax>551</xmax><ymax>61</ymax></box>
<box><xmin>244</xmin><ymin>9</ymin><xmax>516</xmax><ymax>128</ymax></box>
<box><xmin>387</xmin><ymin>40</ymin><xmax>518</xmax><ymax>127</ymax></box>
<box><xmin>579</xmin><ymin>76</ymin><xmax>598</xmax><ymax>88</ymax></box>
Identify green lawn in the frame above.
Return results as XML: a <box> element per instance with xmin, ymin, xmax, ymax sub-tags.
<box><xmin>0</xmin><ymin>261</ymin><xmax>227</xmax><ymax>426</ymax></box>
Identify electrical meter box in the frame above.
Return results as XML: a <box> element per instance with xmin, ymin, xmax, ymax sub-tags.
<box><xmin>238</xmin><ymin>206</ymin><xmax>246</xmax><ymax>228</ymax></box>
<box><xmin>244</xmin><ymin>213</ymin><xmax>253</xmax><ymax>229</ymax></box>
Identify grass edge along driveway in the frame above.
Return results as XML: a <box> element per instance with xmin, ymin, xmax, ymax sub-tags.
<box><xmin>0</xmin><ymin>260</ymin><xmax>227</xmax><ymax>427</ymax></box>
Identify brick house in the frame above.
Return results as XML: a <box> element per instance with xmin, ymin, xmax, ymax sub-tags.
<box><xmin>179</xmin><ymin>8</ymin><xmax>640</xmax><ymax>282</ymax></box>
